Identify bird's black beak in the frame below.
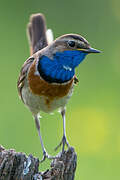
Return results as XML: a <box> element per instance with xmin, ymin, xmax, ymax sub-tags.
<box><xmin>86</xmin><ymin>47</ymin><xmax>101</xmax><ymax>53</ymax></box>
<box><xmin>78</xmin><ymin>47</ymin><xmax>101</xmax><ymax>53</ymax></box>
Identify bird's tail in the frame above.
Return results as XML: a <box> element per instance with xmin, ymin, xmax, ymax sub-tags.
<box><xmin>27</xmin><ymin>13</ymin><xmax>54</xmax><ymax>55</ymax></box>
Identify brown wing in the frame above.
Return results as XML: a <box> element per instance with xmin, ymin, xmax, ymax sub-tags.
<box><xmin>18</xmin><ymin>14</ymin><xmax>48</xmax><ymax>102</ymax></box>
<box><xmin>17</xmin><ymin>57</ymin><xmax>34</xmax><ymax>102</ymax></box>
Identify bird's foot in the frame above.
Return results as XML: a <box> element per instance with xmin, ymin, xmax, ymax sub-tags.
<box><xmin>40</xmin><ymin>150</ymin><xmax>58</xmax><ymax>163</ymax></box>
<box><xmin>54</xmin><ymin>135</ymin><xmax>70</xmax><ymax>153</ymax></box>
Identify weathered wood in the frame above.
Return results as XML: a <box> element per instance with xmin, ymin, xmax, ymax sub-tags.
<box><xmin>0</xmin><ymin>145</ymin><xmax>77</xmax><ymax>180</ymax></box>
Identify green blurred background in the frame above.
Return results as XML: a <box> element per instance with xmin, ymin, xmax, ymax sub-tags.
<box><xmin>0</xmin><ymin>0</ymin><xmax>120</xmax><ymax>179</ymax></box>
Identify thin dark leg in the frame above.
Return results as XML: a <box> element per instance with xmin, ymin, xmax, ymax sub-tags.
<box><xmin>34</xmin><ymin>115</ymin><xmax>54</xmax><ymax>162</ymax></box>
<box><xmin>55</xmin><ymin>109</ymin><xmax>70</xmax><ymax>153</ymax></box>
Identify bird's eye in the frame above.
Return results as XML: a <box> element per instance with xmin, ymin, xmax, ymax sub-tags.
<box><xmin>67</xmin><ymin>40</ymin><xmax>75</xmax><ymax>47</ymax></box>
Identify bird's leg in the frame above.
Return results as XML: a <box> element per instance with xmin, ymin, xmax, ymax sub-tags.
<box><xmin>34</xmin><ymin>115</ymin><xmax>54</xmax><ymax>162</ymax></box>
<box><xmin>55</xmin><ymin>109</ymin><xmax>70</xmax><ymax>153</ymax></box>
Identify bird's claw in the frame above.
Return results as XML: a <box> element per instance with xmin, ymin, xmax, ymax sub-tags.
<box><xmin>54</xmin><ymin>135</ymin><xmax>70</xmax><ymax>153</ymax></box>
<box><xmin>40</xmin><ymin>151</ymin><xmax>58</xmax><ymax>163</ymax></box>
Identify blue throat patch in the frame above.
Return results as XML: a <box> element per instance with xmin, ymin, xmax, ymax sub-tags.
<box><xmin>38</xmin><ymin>50</ymin><xmax>88</xmax><ymax>83</ymax></box>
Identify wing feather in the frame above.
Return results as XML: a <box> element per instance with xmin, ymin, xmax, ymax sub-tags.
<box><xmin>17</xmin><ymin>57</ymin><xmax>34</xmax><ymax>101</ymax></box>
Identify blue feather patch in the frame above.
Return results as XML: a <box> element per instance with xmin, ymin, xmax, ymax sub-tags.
<box><xmin>38</xmin><ymin>50</ymin><xmax>88</xmax><ymax>83</ymax></box>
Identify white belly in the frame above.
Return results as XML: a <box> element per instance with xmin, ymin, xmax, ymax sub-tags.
<box><xmin>22</xmin><ymin>83</ymin><xmax>74</xmax><ymax>114</ymax></box>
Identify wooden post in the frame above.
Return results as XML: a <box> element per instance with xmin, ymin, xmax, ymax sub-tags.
<box><xmin>0</xmin><ymin>145</ymin><xmax>77</xmax><ymax>180</ymax></box>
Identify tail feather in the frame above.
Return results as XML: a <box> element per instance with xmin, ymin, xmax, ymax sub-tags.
<box><xmin>46</xmin><ymin>29</ymin><xmax>54</xmax><ymax>44</ymax></box>
<box><xmin>27</xmin><ymin>13</ymin><xmax>48</xmax><ymax>55</ymax></box>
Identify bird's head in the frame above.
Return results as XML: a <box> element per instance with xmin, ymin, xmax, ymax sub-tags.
<box><xmin>38</xmin><ymin>34</ymin><xmax>101</xmax><ymax>83</ymax></box>
<box><xmin>52</xmin><ymin>34</ymin><xmax>100</xmax><ymax>54</ymax></box>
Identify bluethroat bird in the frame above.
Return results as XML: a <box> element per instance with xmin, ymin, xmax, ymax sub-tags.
<box><xmin>17</xmin><ymin>13</ymin><xmax>100</xmax><ymax>162</ymax></box>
